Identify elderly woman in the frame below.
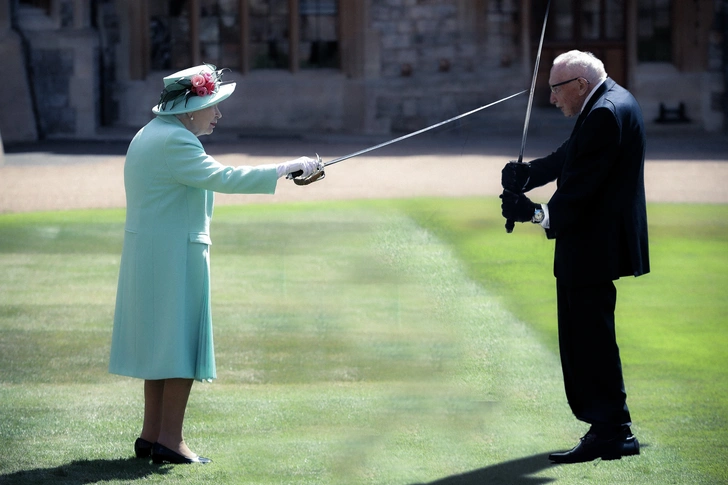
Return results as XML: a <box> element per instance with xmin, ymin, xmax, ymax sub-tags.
<box><xmin>109</xmin><ymin>64</ymin><xmax>321</xmax><ymax>464</ymax></box>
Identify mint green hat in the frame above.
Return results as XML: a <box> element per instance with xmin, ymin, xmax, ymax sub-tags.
<box><xmin>152</xmin><ymin>63</ymin><xmax>236</xmax><ymax>115</ymax></box>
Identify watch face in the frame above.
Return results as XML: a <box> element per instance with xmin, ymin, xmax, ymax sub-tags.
<box><xmin>533</xmin><ymin>209</ymin><xmax>544</xmax><ymax>223</ymax></box>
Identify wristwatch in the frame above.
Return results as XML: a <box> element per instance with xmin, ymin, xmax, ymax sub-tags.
<box><xmin>531</xmin><ymin>207</ymin><xmax>544</xmax><ymax>224</ymax></box>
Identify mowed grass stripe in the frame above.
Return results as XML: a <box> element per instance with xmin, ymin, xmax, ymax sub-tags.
<box><xmin>0</xmin><ymin>201</ymin><xmax>724</xmax><ymax>484</ymax></box>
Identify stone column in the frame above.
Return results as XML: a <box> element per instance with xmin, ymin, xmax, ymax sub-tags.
<box><xmin>520</xmin><ymin>0</ymin><xmax>531</xmax><ymax>80</ymax></box>
<box><xmin>705</xmin><ymin>0</ymin><xmax>727</xmax><ymax>131</ymax></box>
<box><xmin>724</xmin><ymin>0</ymin><xmax>728</xmax><ymax>133</ymax></box>
<box><xmin>0</xmin><ymin>0</ymin><xmax>6</xmax><ymax>164</ymax></box>
<box><xmin>626</xmin><ymin>0</ymin><xmax>638</xmax><ymax>89</ymax></box>
<box><xmin>0</xmin><ymin>0</ymin><xmax>39</xmax><ymax>143</ymax></box>
<box><xmin>0</xmin><ymin>0</ymin><xmax>9</xmax><ymax>31</ymax></box>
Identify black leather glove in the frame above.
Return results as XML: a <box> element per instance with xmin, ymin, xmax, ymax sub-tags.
<box><xmin>501</xmin><ymin>161</ymin><xmax>531</xmax><ymax>193</ymax></box>
<box><xmin>500</xmin><ymin>189</ymin><xmax>540</xmax><ymax>223</ymax></box>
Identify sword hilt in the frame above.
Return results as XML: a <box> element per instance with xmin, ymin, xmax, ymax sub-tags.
<box><xmin>287</xmin><ymin>153</ymin><xmax>325</xmax><ymax>185</ymax></box>
<box><xmin>507</xmin><ymin>0</ymin><xmax>551</xmax><ymax>233</ymax></box>
<box><xmin>290</xmin><ymin>169</ymin><xmax>325</xmax><ymax>185</ymax></box>
<box><xmin>505</xmin><ymin>156</ymin><xmax>524</xmax><ymax>233</ymax></box>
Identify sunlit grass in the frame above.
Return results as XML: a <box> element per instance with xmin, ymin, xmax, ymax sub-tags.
<box><xmin>400</xmin><ymin>198</ymin><xmax>728</xmax><ymax>483</ymax></box>
<box><xmin>0</xmin><ymin>200</ymin><xmax>726</xmax><ymax>484</ymax></box>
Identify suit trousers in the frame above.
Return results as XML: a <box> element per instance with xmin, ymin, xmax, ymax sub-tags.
<box><xmin>556</xmin><ymin>280</ymin><xmax>632</xmax><ymax>430</ymax></box>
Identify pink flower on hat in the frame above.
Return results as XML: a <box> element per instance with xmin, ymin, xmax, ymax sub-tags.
<box><xmin>191</xmin><ymin>72</ymin><xmax>216</xmax><ymax>96</ymax></box>
<box><xmin>191</xmin><ymin>74</ymin><xmax>206</xmax><ymax>88</ymax></box>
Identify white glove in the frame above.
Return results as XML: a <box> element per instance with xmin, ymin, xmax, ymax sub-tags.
<box><xmin>276</xmin><ymin>156</ymin><xmax>322</xmax><ymax>179</ymax></box>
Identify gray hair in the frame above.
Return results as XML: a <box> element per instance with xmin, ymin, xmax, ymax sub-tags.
<box><xmin>553</xmin><ymin>50</ymin><xmax>607</xmax><ymax>84</ymax></box>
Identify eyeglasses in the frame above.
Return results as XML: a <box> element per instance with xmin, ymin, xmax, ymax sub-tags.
<box><xmin>550</xmin><ymin>77</ymin><xmax>586</xmax><ymax>94</ymax></box>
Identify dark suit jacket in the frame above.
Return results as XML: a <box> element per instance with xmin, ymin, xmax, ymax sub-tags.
<box><xmin>524</xmin><ymin>78</ymin><xmax>650</xmax><ymax>286</ymax></box>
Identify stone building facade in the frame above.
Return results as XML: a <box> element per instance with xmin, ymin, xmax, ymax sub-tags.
<box><xmin>0</xmin><ymin>0</ymin><xmax>726</xmax><ymax>144</ymax></box>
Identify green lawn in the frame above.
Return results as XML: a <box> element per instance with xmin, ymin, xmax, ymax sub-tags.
<box><xmin>0</xmin><ymin>199</ymin><xmax>726</xmax><ymax>484</ymax></box>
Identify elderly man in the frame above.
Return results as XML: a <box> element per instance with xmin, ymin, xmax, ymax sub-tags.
<box><xmin>500</xmin><ymin>50</ymin><xmax>649</xmax><ymax>464</ymax></box>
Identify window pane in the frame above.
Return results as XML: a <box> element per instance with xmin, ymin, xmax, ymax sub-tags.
<box><xmin>199</xmin><ymin>0</ymin><xmax>241</xmax><ymax>68</ymax></box>
<box><xmin>299</xmin><ymin>0</ymin><xmax>339</xmax><ymax>68</ymax></box>
<box><xmin>550</xmin><ymin>0</ymin><xmax>573</xmax><ymax>41</ymax></box>
<box><xmin>638</xmin><ymin>0</ymin><xmax>671</xmax><ymax>62</ymax></box>
<box><xmin>605</xmin><ymin>0</ymin><xmax>625</xmax><ymax>39</ymax></box>
<box><xmin>581</xmin><ymin>0</ymin><xmax>601</xmax><ymax>40</ymax></box>
<box><xmin>150</xmin><ymin>1</ymin><xmax>192</xmax><ymax>70</ymax></box>
<box><xmin>250</xmin><ymin>0</ymin><xmax>290</xmax><ymax>69</ymax></box>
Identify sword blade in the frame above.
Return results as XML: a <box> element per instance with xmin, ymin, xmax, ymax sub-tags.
<box><xmin>324</xmin><ymin>90</ymin><xmax>526</xmax><ymax>167</ymax></box>
<box><xmin>517</xmin><ymin>0</ymin><xmax>551</xmax><ymax>164</ymax></box>
<box><xmin>506</xmin><ymin>0</ymin><xmax>550</xmax><ymax>233</ymax></box>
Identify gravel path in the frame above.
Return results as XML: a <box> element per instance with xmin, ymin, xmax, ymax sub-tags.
<box><xmin>1</xmin><ymin>129</ymin><xmax>727</xmax><ymax>213</ymax></box>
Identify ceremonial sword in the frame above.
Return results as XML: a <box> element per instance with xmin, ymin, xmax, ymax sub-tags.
<box><xmin>290</xmin><ymin>89</ymin><xmax>527</xmax><ymax>185</ymax></box>
<box><xmin>505</xmin><ymin>0</ymin><xmax>551</xmax><ymax>233</ymax></box>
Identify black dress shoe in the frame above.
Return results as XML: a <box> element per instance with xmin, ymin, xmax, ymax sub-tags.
<box><xmin>151</xmin><ymin>442</ymin><xmax>212</xmax><ymax>464</ymax></box>
<box><xmin>549</xmin><ymin>429</ymin><xmax>640</xmax><ymax>464</ymax></box>
<box><xmin>134</xmin><ymin>438</ymin><xmax>153</xmax><ymax>458</ymax></box>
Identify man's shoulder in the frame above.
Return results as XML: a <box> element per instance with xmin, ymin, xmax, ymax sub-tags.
<box><xmin>590</xmin><ymin>80</ymin><xmax>645</xmax><ymax>137</ymax></box>
<box><xmin>602</xmin><ymin>79</ymin><xmax>638</xmax><ymax>105</ymax></box>
<box><xmin>590</xmin><ymin>81</ymin><xmax>640</xmax><ymax>119</ymax></box>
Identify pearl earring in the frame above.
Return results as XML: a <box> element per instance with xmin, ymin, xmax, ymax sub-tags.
<box><xmin>190</xmin><ymin>115</ymin><xmax>194</xmax><ymax>120</ymax></box>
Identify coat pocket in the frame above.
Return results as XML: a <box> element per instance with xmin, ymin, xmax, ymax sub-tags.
<box><xmin>189</xmin><ymin>232</ymin><xmax>212</xmax><ymax>245</ymax></box>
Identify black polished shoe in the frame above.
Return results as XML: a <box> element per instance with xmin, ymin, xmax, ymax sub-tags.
<box><xmin>134</xmin><ymin>438</ymin><xmax>154</xmax><ymax>458</ymax></box>
<box><xmin>549</xmin><ymin>428</ymin><xmax>640</xmax><ymax>464</ymax></box>
<box><xmin>151</xmin><ymin>442</ymin><xmax>212</xmax><ymax>464</ymax></box>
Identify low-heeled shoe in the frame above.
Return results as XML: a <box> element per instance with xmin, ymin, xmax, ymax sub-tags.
<box><xmin>151</xmin><ymin>442</ymin><xmax>211</xmax><ymax>464</ymax></box>
<box><xmin>549</xmin><ymin>429</ymin><xmax>640</xmax><ymax>464</ymax></box>
<box><xmin>134</xmin><ymin>438</ymin><xmax>154</xmax><ymax>458</ymax></box>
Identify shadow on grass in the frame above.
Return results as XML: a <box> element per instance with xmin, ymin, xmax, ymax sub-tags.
<box><xmin>413</xmin><ymin>452</ymin><xmax>555</xmax><ymax>485</ymax></box>
<box><xmin>0</xmin><ymin>457</ymin><xmax>172</xmax><ymax>484</ymax></box>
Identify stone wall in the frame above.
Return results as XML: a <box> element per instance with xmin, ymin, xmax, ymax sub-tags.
<box><xmin>0</xmin><ymin>0</ymin><xmax>37</xmax><ymax>143</ymax></box>
<box><xmin>372</xmin><ymin>1</ymin><xmax>470</xmax><ymax>79</ymax></box>
<box><xmin>21</xmin><ymin>30</ymin><xmax>99</xmax><ymax>139</ymax></box>
<box><xmin>367</xmin><ymin>0</ymin><xmax>525</xmax><ymax>133</ymax></box>
<box><xmin>104</xmin><ymin>0</ymin><xmax>528</xmax><ymax>136</ymax></box>
<box><xmin>6</xmin><ymin>0</ymin><xmax>725</xmax><ymax>140</ymax></box>
<box><xmin>697</xmin><ymin>0</ymin><xmax>725</xmax><ymax>132</ymax></box>
<box><xmin>30</xmin><ymin>48</ymin><xmax>75</xmax><ymax>135</ymax></box>
<box><xmin>722</xmin><ymin>0</ymin><xmax>728</xmax><ymax>132</ymax></box>
<box><xmin>12</xmin><ymin>1</ymin><xmax>99</xmax><ymax>139</ymax></box>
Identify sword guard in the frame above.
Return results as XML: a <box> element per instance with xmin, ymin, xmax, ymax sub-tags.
<box><xmin>293</xmin><ymin>168</ymin><xmax>325</xmax><ymax>185</ymax></box>
<box><xmin>288</xmin><ymin>153</ymin><xmax>325</xmax><ymax>185</ymax></box>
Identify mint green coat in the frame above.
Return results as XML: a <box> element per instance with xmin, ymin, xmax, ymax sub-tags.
<box><xmin>109</xmin><ymin>115</ymin><xmax>278</xmax><ymax>381</ymax></box>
